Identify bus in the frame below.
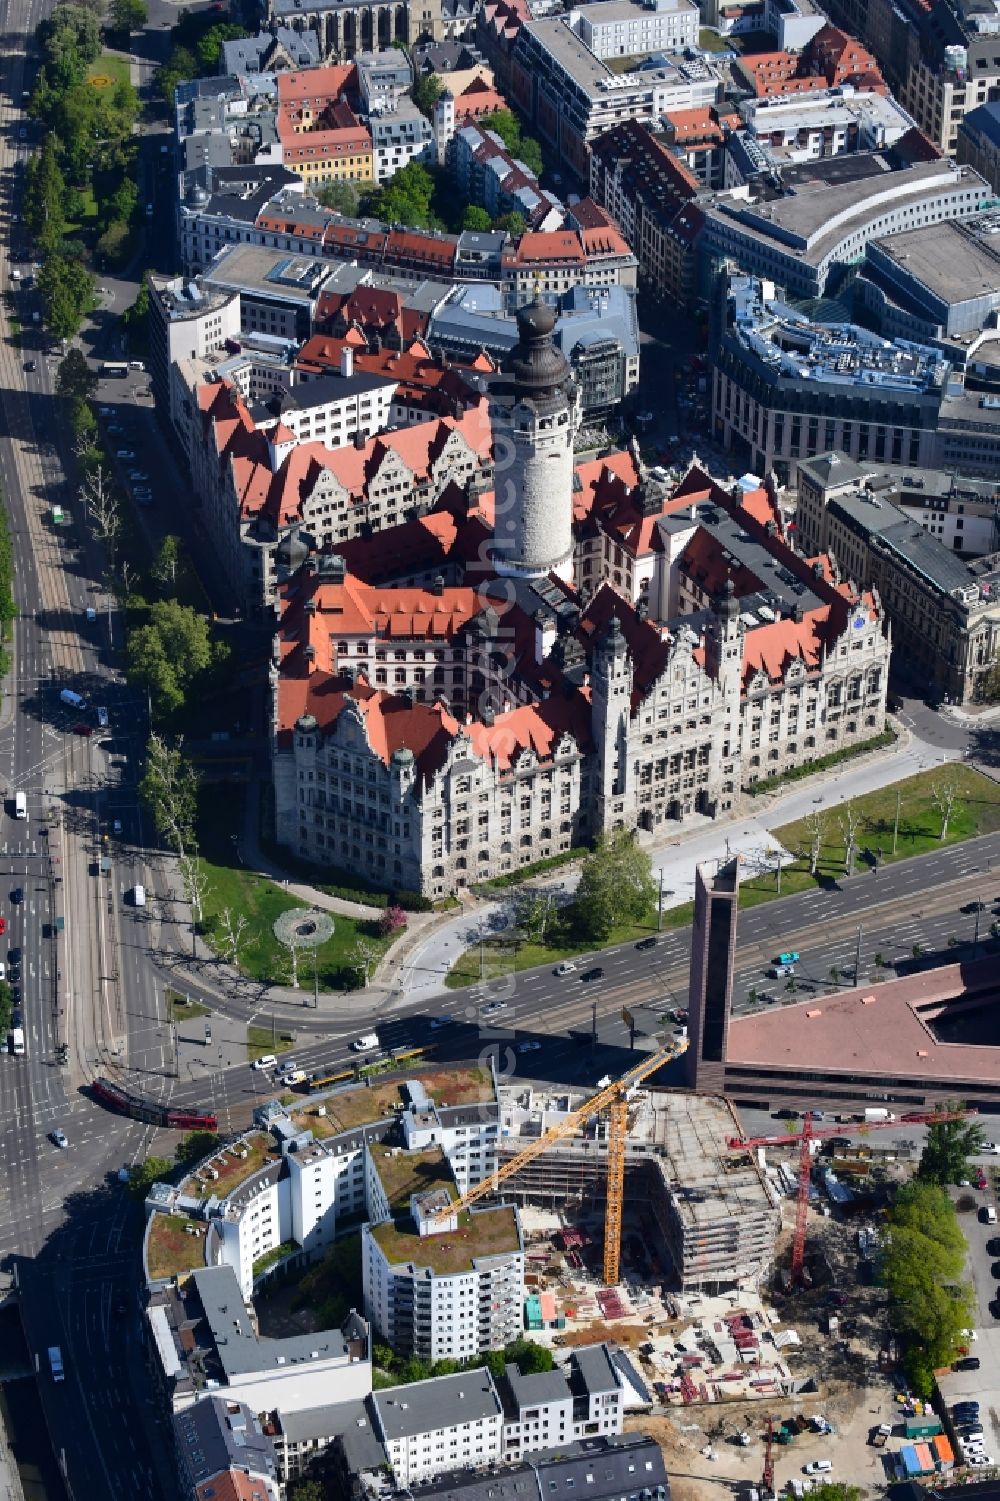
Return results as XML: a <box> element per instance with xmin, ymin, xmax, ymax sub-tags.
<box><xmin>14</xmin><ymin>791</ymin><xmax>26</xmax><ymax>819</ymax></box>
<box><xmin>99</xmin><ymin>362</ymin><xmax>127</xmax><ymax>379</ymax></box>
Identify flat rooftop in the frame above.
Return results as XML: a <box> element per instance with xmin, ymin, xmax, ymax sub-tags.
<box><xmin>203</xmin><ymin>242</ymin><xmax>332</xmax><ymax>300</ymax></box>
<box><xmin>582</xmin><ymin>0</ymin><xmax>696</xmax><ymax>20</ymax></box>
<box><xmin>369</xmin><ymin>1143</ymin><xmax>455</xmax><ymax>1215</ymax></box>
<box><xmin>523</xmin><ymin>17</ymin><xmax>615</xmax><ymax>90</ymax></box>
<box><xmin>709</xmin><ymin>158</ymin><xmax>979</xmax><ymax>263</ymax></box>
<box><xmin>369</xmin><ymin>1205</ymin><xmax>521</xmax><ymax>1274</ymax></box>
<box><xmin>870</xmin><ymin>219</ymin><xmax>1000</xmax><ymax>308</ymax></box>
<box><xmin>727</xmin><ymin>956</ymin><xmax>1000</xmax><ymax>1087</ymax></box>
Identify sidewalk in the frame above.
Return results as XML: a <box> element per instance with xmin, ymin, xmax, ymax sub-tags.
<box><xmin>236</xmin><ymin>785</ymin><xmax>382</xmax><ymax>922</ymax></box>
<box><xmin>395</xmin><ymin>720</ymin><xmax>964</xmax><ymax>1001</ymax></box>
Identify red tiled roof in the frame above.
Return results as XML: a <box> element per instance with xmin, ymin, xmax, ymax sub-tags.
<box><xmin>277</xmin><ymin>65</ymin><xmax>356</xmax><ymax>104</ymax></box>
<box><xmin>195</xmin><ymin>1470</ymin><xmax>272</xmax><ymax>1501</ymax></box>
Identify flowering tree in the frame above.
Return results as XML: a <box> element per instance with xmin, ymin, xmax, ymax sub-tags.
<box><xmin>378</xmin><ymin>904</ymin><xmax>408</xmax><ymax>939</ymax></box>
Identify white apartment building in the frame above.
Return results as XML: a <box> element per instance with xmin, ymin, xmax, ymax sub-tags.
<box><xmin>148</xmin><ymin>273</ymin><xmax>242</xmax><ymax>438</ymax></box>
<box><xmin>572</xmin><ymin>0</ymin><xmax>699</xmax><ymax>59</ymax></box>
<box><xmin>373</xmin><ymin>1370</ymin><xmax>504</xmax><ymax>1485</ymax></box>
<box><xmin>362</xmin><ymin>1198</ymin><xmax>525</xmax><ymax>1362</ymax></box>
<box><xmin>500</xmin><ymin>1346</ymin><xmax>625</xmax><ymax>1461</ymax></box>
<box><xmin>371</xmin><ymin>99</ymin><xmax>435</xmax><ymax>181</ymax></box>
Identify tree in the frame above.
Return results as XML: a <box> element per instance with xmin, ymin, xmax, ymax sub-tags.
<box><xmin>38</xmin><ymin>250</ymin><xmax>96</xmax><ymax>342</ymax></box>
<box><xmin>837</xmin><ymin>799</ymin><xmax>861</xmax><ymax>877</ymax></box>
<box><xmin>411</xmin><ymin>71</ymin><xmax>443</xmax><ymax>119</ymax></box>
<box><xmin>81</xmin><ymin>465</ymin><xmax>120</xmax><ymax>565</ymax></box>
<box><xmin>95</xmin><ymin>220</ymin><xmax>132</xmax><ymax>272</ymax></box>
<box><xmin>127</xmin><ymin>1154</ymin><xmax>173</xmax><ymax>1198</ymax></box>
<box><xmin>493</xmin><ymin>210</ymin><xmax>528</xmax><ymax>235</ymax></box>
<box><xmin>316</xmin><ymin>180</ymin><xmax>362</xmax><ymax>217</ymax></box>
<box><xmin>574</xmin><ymin>829</ymin><xmax>656</xmax><ymax>943</ymax></box>
<box><xmin>882</xmin><ymin>1179</ymin><xmax>973</xmax><ymax>1392</ymax></box>
<box><xmin>807</xmin><ymin>1487</ymin><xmax>864</xmax><ymax>1501</ymax></box>
<box><xmin>350</xmin><ymin>938</ymin><xmax>380</xmax><ymax>985</ymax></box>
<box><xmin>219</xmin><ymin>908</ymin><xmax>250</xmax><ymax>968</ymax></box>
<box><xmin>126</xmin><ymin>600</ymin><xmax>228</xmax><ymax>720</ymax></box>
<box><xmin>367</xmin><ymin>161</ymin><xmax>440</xmax><ymax>229</ymax></box>
<box><xmin>480</xmin><ymin>110</ymin><xmax>543</xmax><ymax>177</ymax></box>
<box><xmin>35</xmin><ymin>5</ymin><xmax>101</xmax><ymax>90</ymax></box>
<box><xmin>151</xmin><ymin>535</ymin><xmax>182</xmax><ymax>595</ymax></box>
<box><xmin>930</xmin><ymin>778</ymin><xmax>961</xmax><ymax>840</ymax></box>
<box><xmin>0</xmin><ymin>981</ymin><xmax>12</xmax><ymax>1037</ymax></box>
<box><xmin>377</xmin><ymin>904</ymin><xmax>407</xmax><ymax>938</ymax></box>
<box><xmin>56</xmin><ymin>346</ymin><xmax>98</xmax><ymax>403</ymax></box>
<box><xmin>179</xmin><ymin>853</ymin><xmax>211</xmax><ymax>938</ymax></box>
<box><xmin>109</xmin><ymin>0</ymin><xmax>147</xmax><ymax>29</ymax></box>
<box><xmin>68</xmin><ymin>396</ymin><xmax>97</xmax><ymax>442</ymax></box>
<box><xmin>175</xmin><ymin>1130</ymin><xmax>221</xmax><ymax>1165</ymax></box>
<box><xmin>23</xmin><ymin>137</ymin><xmax>66</xmax><ymax>245</ymax></box>
<box><xmin>139</xmin><ymin>733</ymin><xmax>200</xmax><ymax>855</ymax></box>
<box><xmin>120</xmin><ymin>272</ymin><xmax>151</xmax><ymax>354</ymax></box>
<box><xmin>156</xmin><ymin>45</ymin><xmax>197</xmax><ymax>105</ymax></box>
<box><xmin>462</xmin><ymin>204</ymin><xmax>493</xmax><ymax>232</ymax></box>
<box><xmin>195</xmin><ymin>23</ymin><xmax>245</xmax><ymax>71</ymax></box>
<box><xmin>287</xmin><ymin>1482</ymin><xmax>325</xmax><ymax>1501</ymax></box>
<box><xmin>802</xmin><ymin>809</ymin><xmax>826</xmax><ymax>876</ymax></box>
<box><xmin>918</xmin><ymin>1111</ymin><xmax>985</xmax><ymax>1186</ymax></box>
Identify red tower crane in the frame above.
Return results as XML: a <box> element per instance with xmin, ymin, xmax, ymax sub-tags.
<box><xmin>762</xmin><ymin>1414</ymin><xmax>775</xmax><ymax>1497</ymax></box>
<box><xmin>728</xmin><ymin>1107</ymin><xmax>975</xmax><ymax>1285</ymax></box>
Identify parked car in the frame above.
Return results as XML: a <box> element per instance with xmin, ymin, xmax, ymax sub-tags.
<box><xmin>115</xmin><ymin>449</ymin><xmax>136</xmax><ymax>460</ymax></box>
<box><xmin>957</xmin><ymin>1356</ymin><xmax>981</xmax><ymax>1371</ymax></box>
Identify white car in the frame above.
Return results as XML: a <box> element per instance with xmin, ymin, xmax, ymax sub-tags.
<box><xmin>115</xmin><ymin>448</ymin><xmax>136</xmax><ymax>460</ymax></box>
<box><xmin>50</xmin><ymin>1129</ymin><xmax>68</xmax><ymax>1149</ymax></box>
<box><xmin>554</xmin><ymin>961</ymin><xmax>576</xmax><ymax>977</ymax></box>
<box><xmin>986</xmin><ymin>1142</ymin><xmax>1000</xmax><ymax>1154</ymax></box>
<box><xmin>804</xmin><ymin>1461</ymin><xmax>832</xmax><ymax>1476</ymax></box>
<box><xmin>961</xmin><ymin>1328</ymin><xmax>979</xmax><ymax>1341</ymax></box>
<box><xmin>970</xmin><ymin>1454</ymin><xmax>994</xmax><ymax>1467</ymax></box>
<box><xmin>481</xmin><ymin>999</ymin><xmax>507</xmax><ymax>1017</ymax></box>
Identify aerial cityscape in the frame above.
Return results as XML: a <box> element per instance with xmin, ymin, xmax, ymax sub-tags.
<box><xmin>0</xmin><ymin>0</ymin><xmax>1000</xmax><ymax>1495</ymax></box>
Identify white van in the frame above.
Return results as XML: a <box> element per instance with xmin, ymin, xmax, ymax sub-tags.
<box><xmin>986</xmin><ymin>1206</ymin><xmax>997</xmax><ymax>1224</ymax></box>
<box><xmin>14</xmin><ymin>791</ymin><xmax>26</xmax><ymax>820</ymax></box>
<box><xmin>131</xmin><ymin>884</ymin><xmax>146</xmax><ymax>907</ymax></box>
<box><xmin>9</xmin><ymin>1028</ymin><xmax>25</xmax><ymax>1056</ymax></box>
<box><xmin>253</xmin><ymin>1054</ymin><xmax>277</xmax><ymax>1072</ymax></box>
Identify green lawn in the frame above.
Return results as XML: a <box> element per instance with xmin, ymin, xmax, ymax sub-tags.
<box><xmin>86</xmin><ymin>52</ymin><xmax>132</xmax><ymax>89</ymax></box>
<box><xmin>168</xmin><ymin>989</ymin><xmax>209</xmax><ymax>1022</ymax></box>
<box><xmin>698</xmin><ymin>27</ymin><xmax>733</xmax><ymax>51</ymax></box>
<box><xmin>445</xmin><ymin>766</ymin><xmax>1000</xmax><ymax>986</ymax></box>
<box><xmin>196</xmin><ymin>795</ymin><xmax>389</xmax><ymax>989</ymax></box>
<box><xmin>247</xmin><ymin>1025</ymin><xmax>294</xmax><ymax>1061</ymax></box>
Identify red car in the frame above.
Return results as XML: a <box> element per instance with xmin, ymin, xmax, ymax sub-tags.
<box><xmin>72</xmin><ymin>723</ymin><xmax>93</xmax><ymax>737</ymax></box>
<box><xmin>0</xmin><ymin>918</ymin><xmax>6</xmax><ymax>935</ymax></box>
<box><xmin>975</xmin><ymin>1172</ymin><xmax>989</xmax><ymax>1190</ymax></box>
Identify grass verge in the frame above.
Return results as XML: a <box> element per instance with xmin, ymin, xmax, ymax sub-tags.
<box><xmin>444</xmin><ymin>766</ymin><xmax>1000</xmax><ymax>985</ymax></box>
<box><xmin>168</xmin><ymin>989</ymin><xmax>209</xmax><ymax>1022</ymax></box>
<box><xmin>247</xmin><ymin>1025</ymin><xmax>294</xmax><ymax>1061</ymax></box>
<box><xmin>196</xmin><ymin>793</ymin><xmax>390</xmax><ymax>989</ymax></box>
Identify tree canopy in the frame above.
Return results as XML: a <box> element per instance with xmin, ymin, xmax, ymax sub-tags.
<box><xmin>127</xmin><ymin>1154</ymin><xmax>173</xmax><ymax>1198</ymax></box>
<box><xmin>480</xmin><ymin>110</ymin><xmax>544</xmax><ymax>178</ymax></box>
<box><xmin>126</xmin><ymin>600</ymin><xmax>229</xmax><ymax>721</ymax></box>
<box><xmin>56</xmin><ymin>346</ymin><xmax>98</xmax><ymax>402</ymax></box>
<box><xmin>574</xmin><ymin>830</ymin><xmax>657</xmax><ymax>942</ymax></box>
<box><xmin>411</xmin><ymin>71</ymin><xmax>443</xmax><ymax>119</ymax></box>
<box><xmin>38</xmin><ymin>250</ymin><xmax>96</xmax><ymax>341</ymax></box>
<box><xmin>367</xmin><ymin>161</ymin><xmax>441</xmax><ymax>230</ymax></box>
<box><xmin>23</xmin><ymin>137</ymin><xmax>67</xmax><ymax>248</ymax></box>
<box><xmin>34</xmin><ymin>5</ymin><xmax>101</xmax><ymax>91</ymax></box>
<box><xmin>918</xmin><ymin>1110</ymin><xmax>984</xmax><ymax>1185</ymax></box>
<box><xmin>462</xmin><ymin>204</ymin><xmax>493</xmax><ymax>232</ymax></box>
<box><xmin>882</xmin><ymin>1179</ymin><xmax>972</xmax><ymax>1394</ymax></box>
<box><xmin>109</xmin><ymin>0</ymin><xmax>148</xmax><ymax>31</ymax></box>
<box><xmin>139</xmin><ymin>734</ymin><xmax>201</xmax><ymax>855</ymax></box>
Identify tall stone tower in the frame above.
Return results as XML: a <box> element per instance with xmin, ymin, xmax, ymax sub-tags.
<box><xmin>590</xmin><ymin>613</ymin><xmax>633</xmax><ymax>833</ymax></box>
<box><xmin>491</xmin><ymin>300</ymin><xmax>577</xmax><ymax>581</ymax></box>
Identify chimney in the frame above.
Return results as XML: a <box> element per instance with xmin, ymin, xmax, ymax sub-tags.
<box><xmin>792</xmin><ymin>602</ymin><xmax>804</xmax><ymax>623</ymax></box>
<box><xmin>340</xmin><ymin>345</ymin><xmax>354</xmax><ymax>379</ymax></box>
<box><xmin>812</xmin><ymin>560</ymin><xmax>824</xmax><ymax>577</ymax></box>
<box><xmin>481</xmin><ymin>705</ymin><xmax>495</xmax><ymax>725</ymax></box>
<box><xmin>353</xmin><ymin>431</ymin><xmax>366</xmax><ymax>449</ymax></box>
<box><xmin>432</xmin><ymin>575</ymin><xmax>445</xmax><ymax>596</ymax></box>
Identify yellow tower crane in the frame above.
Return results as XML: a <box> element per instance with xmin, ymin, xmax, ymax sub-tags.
<box><xmin>434</xmin><ymin>1038</ymin><xmax>689</xmax><ymax>1286</ymax></box>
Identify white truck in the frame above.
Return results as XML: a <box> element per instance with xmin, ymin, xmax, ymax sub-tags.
<box><xmin>14</xmin><ymin>791</ymin><xmax>26</xmax><ymax>820</ymax></box>
<box><xmin>352</xmin><ymin>1032</ymin><xmax>380</xmax><ymax>1053</ymax></box>
<box><xmin>864</xmin><ymin>1108</ymin><xmax>895</xmax><ymax>1123</ymax></box>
